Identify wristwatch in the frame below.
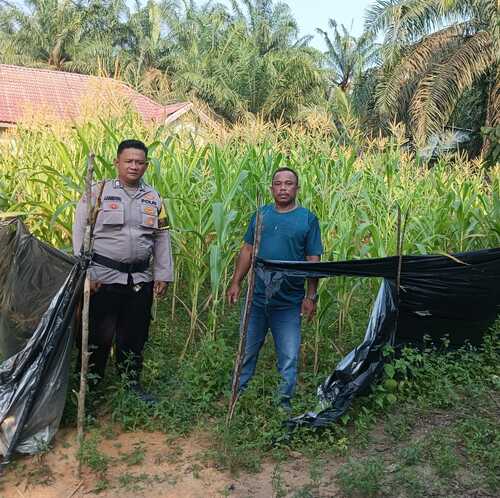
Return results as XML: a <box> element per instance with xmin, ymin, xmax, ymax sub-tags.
<box><xmin>305</xmin><ymin>293</ymin><xmax>319</xmax><ymax>303</ymax></box>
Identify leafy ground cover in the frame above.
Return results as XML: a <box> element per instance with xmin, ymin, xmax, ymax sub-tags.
<box><xmin>1</xmin><ymin>306</ymin><xmax>498</xmax><ymax>497</ymax></box>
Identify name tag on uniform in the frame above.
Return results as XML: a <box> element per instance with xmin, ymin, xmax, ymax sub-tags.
<box><xmin>141</xmin><ymin>198</ymin><xmax>158</xmax><ymax>207</ymax></box>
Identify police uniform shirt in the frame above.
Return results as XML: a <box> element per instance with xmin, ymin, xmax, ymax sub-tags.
<box><xmin>72</xmin><ymin>179</ymin><xmax>174</xmax><ymax>285</ymax></box>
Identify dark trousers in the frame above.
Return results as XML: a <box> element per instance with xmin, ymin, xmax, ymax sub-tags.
<box><xmin>88</xmin><ymin>281</ymin><xmax>154</xmax><ymax>383</ymax></box>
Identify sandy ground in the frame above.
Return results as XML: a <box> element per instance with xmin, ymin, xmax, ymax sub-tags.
<box><xmin>0</xmin><ymin>427</ymin><xmax>341</xmax><ymax>498</ymax></box>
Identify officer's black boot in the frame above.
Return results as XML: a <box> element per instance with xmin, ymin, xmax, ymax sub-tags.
<box><xmin>127</xmin><ymin>363</ymin><xmax>158</xmax><ymax>405</ymax></box>
<box><xmin>129</xmin><ymin>381</ymin><xmax>158</xmax><ymax>405</ymax></box>
<box><xmin>118</xmin><ymin>351</ymin><xmax>158</xmax><ymax>405</ymax></box>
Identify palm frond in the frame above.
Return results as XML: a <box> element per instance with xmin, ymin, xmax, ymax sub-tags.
<box><xmin>488</xmin><ymin>71</ymin><xmax>500</xmax><ymax>129</ymax></box>
<box><xmin>409</xmin><ymin>30</ymin><xmax>494</xmax><ymax>143</ymax></box>
<box><xmin>365</xmin><ymin>0</ymin><xmax>463</xmax><ymax>64</ymax></box>
<box><xmin>375</xmin><ymin>23</ymin><xmax>466</xmax><ymax>120</ymax></box>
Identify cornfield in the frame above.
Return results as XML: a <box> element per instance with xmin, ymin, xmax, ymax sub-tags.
<box><xmin>1</xmin><ymin>113</ymin><xmax>499</xmax><ymax>362</ymax></box>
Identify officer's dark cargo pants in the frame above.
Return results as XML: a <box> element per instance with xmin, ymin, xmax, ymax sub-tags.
<box><xmin>88</xmin><ymin>281</ymin><xmax>154</xmax><ymax>383</ymax></box>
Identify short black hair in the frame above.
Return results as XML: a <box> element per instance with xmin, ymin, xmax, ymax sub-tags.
<box><xmin>117</xmin><ymin>139</ymin><xmax>148</xmax><ymax>158</ymax></box>
<box><xmin>271</xmin><ymin>167</ymin><xmax>299</xmax><ymax>185</ymax></box>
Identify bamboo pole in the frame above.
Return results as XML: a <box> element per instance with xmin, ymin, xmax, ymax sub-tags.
<box><xmin>226</xmin><ymin>194</ymin><xmax>263</xmax><ymax>424</ymax></box>
<box><xmin>77</xmin><ymin>153</ymin><xmax>95</xmax><ymax>476</ymax></box>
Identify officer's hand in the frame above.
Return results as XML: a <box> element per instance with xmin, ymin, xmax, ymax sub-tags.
<box><xmin>227</xmin><ymin>283</ymin><xmax>240</xmax><ymax>305</ymax></box>
<box><xmin>89</xmin><ymin>280</ymin><xmax>101</xmax><ymax>294</ymax></box>
<box><xmin>154</xmin><ymin>281</ymin><xmax>168</xmax><ymax>298</ymax></box>
<box><xmin>301</xmin><ymin>298</ymin><xmax>316</xmax><ymax>322</ymax></box>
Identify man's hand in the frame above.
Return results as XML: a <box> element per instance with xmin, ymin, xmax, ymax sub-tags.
<box><xmin>301</xmin><ymin>297</ymin><xmax>317</xmax><ymax>321</ymax></box>
<box><xmin>227</xmin><ymin>244</ymin><xmax>252</xmax><ymax>306</ymax></box>
<box><xmin>89</xmin><ymin>280</ymin><xmax>101</xmax><ymax>294</ymax></box>
<box><xmin>154</xmin><ymin>281</ymin><xmax>168</xmax><ymax>298</ymax></box>
<box><xmin>227</xmin><ymin>283</ymin><xmax>241</xmax><ymax>305</ymax></box>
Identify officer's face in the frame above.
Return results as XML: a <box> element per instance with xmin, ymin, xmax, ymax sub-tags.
<box><xmin>270</xmin><ymin>171</ymin><xmax>299</xmax><ymax>207</ymax></box>
<box><xmin>114</xmin><ymin>148</ymin><xmax>148</xmax><ymax>186</ymax></box>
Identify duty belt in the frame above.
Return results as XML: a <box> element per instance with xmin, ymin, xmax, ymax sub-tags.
<box><xmin>92</xmin><ymin>253</ymin><xmax>150</xmax><ymax>274</ymax></box>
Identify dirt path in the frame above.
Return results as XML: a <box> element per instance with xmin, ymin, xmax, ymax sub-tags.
<box><xmin>1</xmin><ymin>427</ymin><xmax>341</xmax><ymax>498</ymax></box>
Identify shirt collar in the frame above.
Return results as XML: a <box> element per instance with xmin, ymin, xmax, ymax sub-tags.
<box><xmin>113</xmin><ymin>179</ymin><xmax>147</xmax><ymax>191</ymax></box>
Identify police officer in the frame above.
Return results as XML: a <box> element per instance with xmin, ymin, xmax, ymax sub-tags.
<box><xmin>73</xmin><ymin>139</ymin><xmax>173</xmax><ymax>403</ymax></box>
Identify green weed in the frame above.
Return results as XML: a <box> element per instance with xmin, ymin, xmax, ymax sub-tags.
<box><xmin>120</xmin><ymin>442</ymin><xmax>146</xmax><ymax>466</ymax></box>
<box><xmin>271</xmin><ymin>463</ymin><xmax>287</xmax><ymax>498</ymax></box>
<box><xmin>77</xmin><ymin>431</ymin><xmax>110</xmax><ymax>475</ymax></box>
<box><xmin>336</xmin><ymin>456</ymin><xmax>384</xmax><ymax>497</ymax></box>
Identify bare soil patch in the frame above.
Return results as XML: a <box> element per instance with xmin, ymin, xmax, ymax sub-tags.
<box><xmin>0</xmin><ymin>426</ymin><xmax>341</xmax><ymax>498</ymax></box>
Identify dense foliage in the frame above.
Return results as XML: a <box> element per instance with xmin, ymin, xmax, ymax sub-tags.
<box><xmin>1</xmin><ymin>114</ymin><xmax>498</xmax><ymax>348</ymax></box>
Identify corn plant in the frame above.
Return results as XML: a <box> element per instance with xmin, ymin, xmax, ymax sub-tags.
<box><xmin>1</xmin><ymin>112</ymin><xmax>498</xmax><ymax>357</ymax></box>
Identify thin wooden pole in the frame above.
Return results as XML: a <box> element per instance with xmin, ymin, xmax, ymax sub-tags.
<box><xmin>396</xmin><ymin>206</ymin><xmax>402</xmax><ymax>298</ymax></box>
<box><xmin>396</xmin><ymin>206</ymin><xmax>410</xmax><ymax>299</ymax></box>
<box><xmin>77</xmin><ymin>153</ymin><xmax>95</xmax><ymax>476</ymax></box>
<box><xmin>226</xmin><ymin>194</ymin><xmax>263</xmax><ymax>424</ymax></box>
<box><xmin>393</xmin><ymin>206</ymin><xmax>409</xmax><ymax>346</ymax></box>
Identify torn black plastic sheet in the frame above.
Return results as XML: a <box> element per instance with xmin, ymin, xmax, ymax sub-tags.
<box><xmin>0</xmin><ymin>220</ymin><xmax>80</xmax><ymax>464</ymax></box>
<box><xmin>256</xmin><ymin>248</ymin><xmax>500</xmax><ymax>428</ymax></box>
<box><xmin>258</xmin><ymin>248</ymin><xmax>500</xmax><ymax>345</ymax></box>
<box><xmin>0</xmin><ymin>220</ymin><xmax>75</xmax><ymax>359</ymax></box>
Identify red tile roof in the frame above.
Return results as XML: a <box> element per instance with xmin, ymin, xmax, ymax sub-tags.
<box><xmin>0</xmin><ymin>64</ymin><xmax>189</xmax><ymax>126</ymax></box>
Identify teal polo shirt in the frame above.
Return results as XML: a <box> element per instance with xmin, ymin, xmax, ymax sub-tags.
<box><xmin>244</xmin><ymin>204</ymin><xmax>323</xmax><ymax>308</ymax></box>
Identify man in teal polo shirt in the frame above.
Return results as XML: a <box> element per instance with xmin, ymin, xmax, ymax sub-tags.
<box><xmin>227</xmin><ymin>167</ymin><xmax>323</xmax><ymax>410</ymax></box>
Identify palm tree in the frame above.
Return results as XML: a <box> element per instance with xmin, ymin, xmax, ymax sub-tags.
<box><xmin>229</xmin><ymin>0</ymin><xmax>309</xmax><ymax>55</ymax></box>
<box><xmin>122</xmin><ymin>0</ymin><xmax>177</xmax><ymax>84</ymax></box>
<box><xmin>228</xmin><ymin>0</ymin><xmax>323</xmax><ymax>118</ymax></box>
<box><xmin>0</xmin><ymin>0</ymin><xmax>85</xmax><ymax>68</ymax></box>
<box><xmin>0</xmin><ymin>0</ymin><xmax>128</xmax><ymax>74</ymax></box>
<box><xmin>71</xmin><ymin>0</ymin><xmax>129</xmax><ymax>76</ymax></box>
<box><xmin>366</xmin><ymin>0</ymin><xmax>499</xmax><ymax>147</ymax></box>
<box><xmin>317</xmin><ymin>19</ymin><xmax>379</xmax><ymax>93</ymax></box>
<box><xmin>166</xmin><ymin>0</ymin><xmax>324</xmax><ymax>121</ymax></box>
<box><xmin>163</xmin><ymin>2</ymin><xmax>245</xmax><ymax>119</ymax></box>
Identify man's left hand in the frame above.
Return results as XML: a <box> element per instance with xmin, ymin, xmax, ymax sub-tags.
<box><xmin>154</xmin><ymin>281</ymin><xmax>168</xmax><ymax>298</ymax></box>
<box><xmin>301</xmin><ymin>297</ymin><xmax>317</xmax><ymax>321</ymax></box>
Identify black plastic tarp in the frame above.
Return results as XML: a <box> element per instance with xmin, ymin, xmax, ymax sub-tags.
<box><xmin>257</xmin><ymin>248</ymin><xmax>500</xmax><ymax>427</ymax></box>
<box><xmin>0</xmin><ymin>219</ymin><xmax>80</xmax><ymax>464</ymax></box>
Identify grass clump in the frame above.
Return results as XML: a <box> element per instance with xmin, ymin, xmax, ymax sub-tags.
<box><xmin>76</xmin><ymin>430</ymin><xmax>110</xmax><ymax>475</ymax></box>
<box><xmin>336</xmin><ymin>456</ymin><xmax>384</xmax><ymax>497</ymax></box>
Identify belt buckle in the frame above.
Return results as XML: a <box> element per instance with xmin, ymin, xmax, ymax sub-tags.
<box><xmin>127</xmin><ymin>262</ymin><xmax>142</xmax><ymax>292</ymax></box>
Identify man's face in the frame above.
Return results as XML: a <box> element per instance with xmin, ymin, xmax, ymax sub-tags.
<box><xmin>114</xmin><ymin>147</ymin><xmax>148</xmax><ymax>186</ymax></box>
<box><xmin>270</xmin><ymin>170</ymin><xmax>299</xmax><ymax>206</ymax></box>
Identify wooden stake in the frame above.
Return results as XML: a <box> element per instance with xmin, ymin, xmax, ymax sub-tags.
<box><xmin>396</xmin><ymin>206</ymin><xmax>402</xmax><ymax>298</ymax></box>
<box><xmin>226</xmin><ymin>194</ymin><xmax>263</xmax><ymax>424</ymax></box>
<box><xmin>76</xmin><ymin>153</ymin><xmax>95</xmax><ymax>477</ymax></box>
<box><xmin>393</xmin><ymin>205</ymin><xmax>409</xmax><ymax>346</ymax></box>
<box><xmin>396</xmin><ymin>206</ymin><xmax>410</xmax><ymax>300</ymax></box>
